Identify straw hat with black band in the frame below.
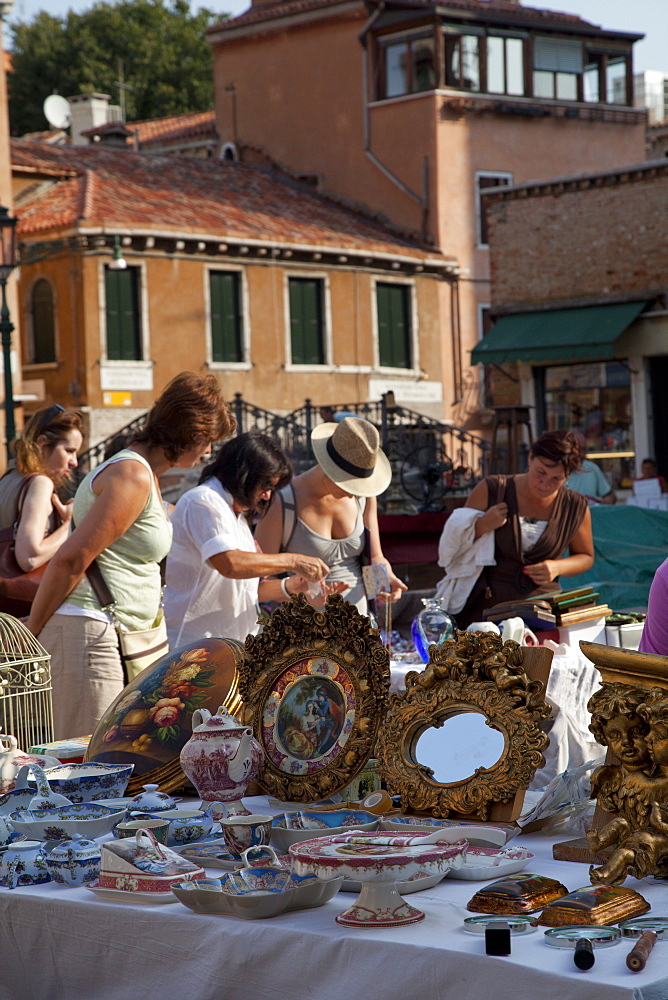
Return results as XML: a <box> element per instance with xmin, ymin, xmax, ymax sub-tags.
<box><xmin>310</xmin><ymin>417</ymin><xmax>392</xmax><ymax>498</ymax></box>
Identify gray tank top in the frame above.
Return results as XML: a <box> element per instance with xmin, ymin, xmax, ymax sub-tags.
<box><xmin>279</xmin><ymin>484</ymin><xmax>367</xmax><ymax>612</ymax></box>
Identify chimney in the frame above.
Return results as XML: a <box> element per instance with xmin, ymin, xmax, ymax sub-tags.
<box><xmin>68</xmin><ymin>93</ymin><xmax>113</xmax><ymax>146</ymax></box>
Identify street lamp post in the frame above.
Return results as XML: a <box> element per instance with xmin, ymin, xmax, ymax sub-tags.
<box><xmin>0</xmin><ymin>205</ymin><xmax>18</xmax><ymax>462</ymax></box>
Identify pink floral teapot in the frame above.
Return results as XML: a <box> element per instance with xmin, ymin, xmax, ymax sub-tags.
<box><xmin>179</xmin><ymin>706</ymin><xmax>263</xmax><ymax>818</ymax></box>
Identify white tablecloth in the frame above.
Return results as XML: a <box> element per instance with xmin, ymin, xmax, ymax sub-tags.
<box><xmin>1</xmin><ymin>796</ymin><xmax>667</xmax><ymax>1000</ymax></box>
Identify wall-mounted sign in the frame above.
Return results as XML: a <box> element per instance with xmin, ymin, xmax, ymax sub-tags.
<box><xmin>368</xmin><ymin>378</ymin><xmax>443</xmax><ymax>404</ymax></box>
<box><xmin>103</xmin><ymin>391</ymin><xmax>132</xmax><ymax>407</ymax></box>
<box><xmin>100</xmin><ymin>365</ymin><xmax>153</xmax><ymax>392</ymax></box>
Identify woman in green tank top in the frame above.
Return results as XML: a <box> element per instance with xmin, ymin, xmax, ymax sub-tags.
<box><xmin>27</xmin><ymin>373</ymin><xmax>234</xmax><ymax>742</ymax></box>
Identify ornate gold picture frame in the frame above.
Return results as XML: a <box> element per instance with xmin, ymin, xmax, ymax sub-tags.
<box><xmin>237</xmin><ymin>593</ymin><xmax>390</xmax><ymax>802</ymax></box>
<box><xmin>376</xmin><ymin>633</ymin><xmax>552</xmax><ymax>821</ymax></box>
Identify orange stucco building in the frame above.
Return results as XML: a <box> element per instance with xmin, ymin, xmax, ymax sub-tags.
<box><xmin>207</xmin><ymin>0</ymin><xmax>648</xmax><ymax>428</ymax></box>
<box><xmin>13</xmin><ymin>140</ymin><xmax>450</xmax><ymax>451</ymax></box>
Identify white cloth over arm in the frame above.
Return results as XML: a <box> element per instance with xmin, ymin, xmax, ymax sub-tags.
<box><xmin>434</xmin><ymin>507</ymin><xmax>495</xmax><ymax>614</ymax></box>
<box><xmin>164</xmin><ymin>479</ymin><xmax>260</xmax><ymax>648</ymax></box>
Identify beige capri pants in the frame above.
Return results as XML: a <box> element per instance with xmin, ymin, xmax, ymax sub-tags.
<box><xmin>38</xmin><ymin>613</ymin><xmax>125</xmax><ymax>742</ymax></box>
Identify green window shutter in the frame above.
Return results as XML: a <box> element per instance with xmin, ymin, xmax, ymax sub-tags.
<box><xmin>289</xmin><ymin>278</ymin><xmax>325</xmax><ymax>365</ymax></box>
<box><xmin>105</xmin><ymin>267</ymin><xmax>141</xmax><ymax>361</ymax></box>
<box><xmin>377</xmin><ymin>283</ymin><xmax>412</xmax><ymax>368</ymax></box>
<box><xmin>210</xmin><ymin>271</ymin><xmax>242</xmax><ymax>363</ymax></box>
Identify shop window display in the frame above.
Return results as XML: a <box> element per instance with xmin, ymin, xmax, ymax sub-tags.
<box><xmin>542</xmin><ymin>362</ymin><xmax>633</xmax><ymax>490</ymax></box>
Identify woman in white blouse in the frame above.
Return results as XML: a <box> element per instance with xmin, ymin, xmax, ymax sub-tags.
<box><xmin>164</xmin><ymin>432</ymin><xmax>333</xmax><ymax>648</ymax></box>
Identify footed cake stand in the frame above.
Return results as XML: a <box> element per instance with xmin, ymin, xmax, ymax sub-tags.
<box><xmin>289</xmin><ymin>832</ymin><xmax>466</xmax><ymax>927</ymax></box>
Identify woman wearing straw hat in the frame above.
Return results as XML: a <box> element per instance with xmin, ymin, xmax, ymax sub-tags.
<box><xmin>256</xmin><ymin>416</ymin><xmax>406</xmax><ymax>615</ymax></box>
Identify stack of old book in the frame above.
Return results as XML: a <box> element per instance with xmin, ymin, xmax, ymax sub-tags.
<box><xmin>484</xmin><ymin>586</ymin><xmax>611</xmax><ymax>630</ymax></box>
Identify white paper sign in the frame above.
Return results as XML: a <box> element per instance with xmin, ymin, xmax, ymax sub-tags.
<box><xmin>100</xmin><ymin>365</ymin><xmax>154</xmax><ymax>392</ymax></box>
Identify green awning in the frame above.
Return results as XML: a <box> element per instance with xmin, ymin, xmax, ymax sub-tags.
<box><xmin>471</xmin><ymin>301</ymin><xmax>648</xmax><ymax>366</ymax></box>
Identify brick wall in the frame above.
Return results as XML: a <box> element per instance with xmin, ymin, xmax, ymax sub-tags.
<box><xmin>487</xmin><ymin>166</ymin><xmax>668</xmax><ymax>308</ymax></box>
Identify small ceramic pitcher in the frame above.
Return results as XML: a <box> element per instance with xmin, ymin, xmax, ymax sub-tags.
<box><xmin>179</xmin><ymin>707</ymin><xmax>263</xmax><ymax>816</ymax></box>
<box><xmin>0</xmin><ymin>840</ymin><xmax>50</xmax><ymax>889</ymax></box>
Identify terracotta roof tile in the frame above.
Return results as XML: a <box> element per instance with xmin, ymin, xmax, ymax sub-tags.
<box><xmin>211</xmin><ymin>0</ymin><xmax>601</xmax><ymax>34</ymax></box>
<box><xmin>82</xmin><ymin>110</ymin><xmax>216</xmax><ymax>148</ymax></box>
<box><xmin>11</xmin><ymin>140</ymin><xmax>438</xmax><ymax>260</ymax></box>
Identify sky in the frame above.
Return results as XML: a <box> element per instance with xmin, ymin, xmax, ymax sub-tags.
<box><xmin>7</xmin><ymin>0</ymin><xmax>668</xmax><ymax>73</ymax></box>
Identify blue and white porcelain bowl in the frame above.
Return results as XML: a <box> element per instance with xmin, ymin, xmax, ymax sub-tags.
<box><xmin>10</xmin><ymin>802</ymin><xmax>127</xmax><ymax>842</ymax></box>
<box><xmin>33</xmin><ymin>763</ymin><xmax>134</xmax><ymax>803</ymax></box>
<box><xmin>140</xmin><ymin>806</ymin><xmax>220</xmax><ymax>847</ymax></box>
<box><xmin>271</xmin><ymin>810</ymin><xmax>378</xmax><ymax>852</ymax></box>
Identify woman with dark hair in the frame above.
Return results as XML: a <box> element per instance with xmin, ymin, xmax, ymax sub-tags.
<box><xmin>438</xmin><ymin>429</ymin><xmax>594</xmax><ymax>626</ymax></box>
<box><xmin>163</xmin><ymin>431</ymin><xmax>332</xmax><ymax>648</ymax></box>
<box><xmin>0</xmin><ymin>404</ymin><xmax>83</xmax><ymax>573</ymax></box>
<box><xmin>27</xmin><ymin>372</ymin><xmax>233</xmax><ymax>740</ymax></box>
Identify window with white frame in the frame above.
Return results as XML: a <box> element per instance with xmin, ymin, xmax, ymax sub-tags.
<box><xmin>288</xmin><ymin>277</ymin><xmax>325</xmax><ymax>365</ymax></box>
<box><xmin>105</xmin><ymin>265</ymin><xmax>142</xmax><ymax>361</ymax></box>
<box><xmin>209</xmin><ymin>270</ymin><xmax>243</xmax><ymax>363</ymax></box>
<box><xmin>376</xmin><ymin>282</ymin><xmax>412</xmax><ymax>369</ymax></box>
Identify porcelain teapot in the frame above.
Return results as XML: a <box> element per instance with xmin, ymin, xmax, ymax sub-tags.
<box><xmin>0</xmin><ymin>734</ymin><xmax>59</xmax><ymax>794</ymax></box>
<box><xmin>179</xmin><ymin>706</ymin><xmax>263</xmax><ymax>816</ymax></box>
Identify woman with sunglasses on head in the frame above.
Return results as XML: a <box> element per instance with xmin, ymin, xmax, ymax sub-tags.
<box><xmin>164</xmin><ymin>431</ymin><xmax>332</xmax><ymax>648</ymax></box>
<box><xmin>0</xmin><ymin>403</ymin><xmax>83</xmax><ymax>574</ymax></box>
<box><xmin>27</xmin><ymin>373</ymin><xmax>233</xmax><ymax>741</ymax></box>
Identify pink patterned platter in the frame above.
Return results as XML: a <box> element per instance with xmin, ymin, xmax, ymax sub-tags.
<box><xmin>289</xmin><ymin>831</ymin><xmax>467</xmax><ymax>927</ymax></box>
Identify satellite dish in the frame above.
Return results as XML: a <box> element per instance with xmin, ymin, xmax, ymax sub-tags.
<box><xmin>43</xmin><ymin>95</ymin><xmax>71</xmax><ymax>130</ymax></box>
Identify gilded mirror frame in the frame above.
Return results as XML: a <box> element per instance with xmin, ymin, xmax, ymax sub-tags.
<box><xmin>237</xmin><ymin>593</ymin><xmax>390</xmax><ymax>802</ymax></box>
<box><xmin>376</xmin><ymin>632</ymin><xmax>552</xmax><ymax>820</ymax></box>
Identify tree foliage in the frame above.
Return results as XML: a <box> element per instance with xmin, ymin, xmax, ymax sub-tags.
<box><xmin>8</xmin><ymin>0</ymin><xmax>223</xmax><ymax>136</ymax></box>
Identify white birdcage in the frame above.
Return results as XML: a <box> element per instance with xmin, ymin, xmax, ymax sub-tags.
<box><xmin>0</xmin><ymin>614</ymin><xmax>53</xmax><ymax>752</ymax></box>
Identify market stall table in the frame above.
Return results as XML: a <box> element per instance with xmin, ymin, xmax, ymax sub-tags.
<box><xmin>2</xmin><ymin>797</ymin><xmax>668</xmax><ymax>1000</ymax></box>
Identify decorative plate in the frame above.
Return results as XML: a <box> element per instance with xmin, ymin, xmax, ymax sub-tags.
<box><xmin>445</xmin><ymin>846</ymin><xmax>533</xmax><ymax>881</ymax></box>
<box><xmin>85</xmin><ymin>881</ymin><xmax>180</xmax><ymax>904</ymax></box>
<box><xmin>237</xmin><ymin>595</ymin><xmax>390</xmax><ymax>803</ymax></box>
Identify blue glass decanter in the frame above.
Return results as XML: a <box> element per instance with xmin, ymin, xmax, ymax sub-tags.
<box><xmin>411</xmin><ymin>597</ymin><xmax>455</xmax><ymax>663</ymax></box>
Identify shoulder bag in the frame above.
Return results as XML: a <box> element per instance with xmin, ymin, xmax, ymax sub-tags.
<box><xmin>83</xmin><ymin>556</ymin><xmax>169</xmax><ymax>683</ymax></box>
<box><xmin>0</xmin><ymin>474</ymin><xmax>51</xmax><ymax>617</ymax></box>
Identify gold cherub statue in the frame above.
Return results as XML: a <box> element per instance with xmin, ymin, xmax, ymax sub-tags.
<box><xmin>588</xmin><ymin>685</ymin><xmax>668</xmax><ymax>885</ymax></box>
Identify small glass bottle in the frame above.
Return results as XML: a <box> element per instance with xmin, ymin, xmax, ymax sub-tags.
<box><xmin>411</xmin><ymin>597</ymin><xmax>455</xmax><ymax>663</ymax></box>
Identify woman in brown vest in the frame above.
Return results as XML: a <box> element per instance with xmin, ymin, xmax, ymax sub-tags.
<box><xmin>458</xmin><ymin>429</ymin><xmax>594</xmax><ymax>626</ymax></box>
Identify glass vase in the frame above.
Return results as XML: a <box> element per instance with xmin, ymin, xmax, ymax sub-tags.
<box><xmin>411</xmin><ymin>597</ymin><xmax>455</xmax><ymax>663</ymax></box>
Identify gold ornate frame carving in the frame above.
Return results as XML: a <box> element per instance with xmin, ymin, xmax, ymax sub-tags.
<box><xmin>237</xmin><ymin>593</ymin><xmax>390</xmax><ymax>802</ymax></box>
<box><xmin>376</xmin><ymin>633</ymin><xmax>552</xmax><ymax>821</ymax></box>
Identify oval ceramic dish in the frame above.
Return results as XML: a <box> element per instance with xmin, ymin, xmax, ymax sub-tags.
<box><xmin>271</xmin><ymin>810</ymin><xmax>378</xmax><ymax>852</ymax></box>
<box><xmin>86</xmin><ymin>881</ymin><xmax>180</xmax><ymax>904</ymax></box>
<box><xmin>10</xmin><ymin>803</ymin><xmax>127</xmax><ymax>841</ymax></box>
<box><xmin>445</xmin><ymin>847</ymin><xmax>533</xmax><ymax>881</ymax></box>
<box><xmin>36</xmin><ymin>763</ymin><xmax>134</xmax><ymax>803</ymax></box>
<box><xmin>171</xmin><ymin>872</ymin><xmax>343</xmax><ymax>918</ymax></box>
